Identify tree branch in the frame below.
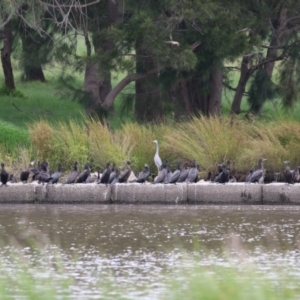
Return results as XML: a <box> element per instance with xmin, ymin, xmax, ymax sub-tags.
<box><xmin>223</xmin><ymin>81</ymin><xmax>237</xmax><ymax>92</ymax></box>
<box><xmin>249</xmin><ymin>55</ymin><xmax>285</xmax><ymax>71</ymax></box>
<box><xmin>0</xmin><ymin>12</ymin><xmax>14</xmax><ymax>30</ymax></box>
<box><xmin>102</xmin><ymin>66</ymin><xmax>162</xmax><ymax>109</ymax></box>
<box><xmin>38</xmin><ymin>0</ymin><xmax>100</xmax><ymax>8</ymax></box>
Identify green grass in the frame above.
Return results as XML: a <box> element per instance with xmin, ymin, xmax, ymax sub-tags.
<box><xmin>0</xmin><ymin>120</ymin><xmax>30</xmax><ymax>153</ymax></box>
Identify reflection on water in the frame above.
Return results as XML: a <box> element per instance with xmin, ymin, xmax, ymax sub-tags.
<box><xmin>0</xmin><ymin>204</ymin><xmax>300</xmax><ymax>298</ymax></box>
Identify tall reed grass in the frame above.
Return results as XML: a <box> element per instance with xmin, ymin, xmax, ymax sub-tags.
<box><xmin>22</xmin><ymin>115</ymin><xmax>300</xmax><ymax>177</ymax></box>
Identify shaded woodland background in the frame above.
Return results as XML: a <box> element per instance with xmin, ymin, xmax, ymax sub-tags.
<box><xmin>1</xmin><ymin>0</ymin><xmax>300</xmax><ymax>123</ymax></box>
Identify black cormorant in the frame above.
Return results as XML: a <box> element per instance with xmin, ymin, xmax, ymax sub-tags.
<box><xmin>185</xmin><ymin>161</ymin><xmax>199</xmax><ymax>183</ymax></box>
<box><xmin>111</xmin><ymin>169</ymin><xmax>120</xmax><ymax>184</ymax></box>
<box><xmin>20</xmin><ymin>163</ymin><xmax>31</xmax><ymax>183</ymax></box>
<box><xmin>136</xmin><ymin>164</ymin><xmax>151</xmax><ymax>183</ymax></box>
<box><xmin>37</xmin><ymin>161</ymin><xmax>50</xmax><ymax>184</ymax></box>
<box><xmin>164</xmin><ymin>164</ymin><xmax>173</xmax><ymax>184</ymax></box>
<box><xmin>272</xmin><ymin>172</ymin><xmax>280</xmax><ymax>183</ymax></box>
<box><xmin>48</xmin><ymin>164</ymin><xmax>62</xmax><ymax>184</ymax></box>
<box><xmin>177</xmin><ymin>163</ymin><xmax>189</xmax><ymax>183</ymax></box>
<box><xmin>76</xmin><ymin>163</ymin><xmax>90</xmax><ymax>183</ymax></box>
<box><xmin>283</xmin><ymin>161</ymin><xmax>294</xmax><ymax>184</ymax></box>
<box><xmin>30</xmin><ymin>160</ymin><xmax>41</xmax><ymax>181</ymax></box>
<box><xmin>0</xmin><ymin>163</ymin><xmax>8</xmax><ymax>186</ymax></box>
<box><xmin>118</xmin><ymin>161</ymin><xmax>131</xmax><ymax>183</ymax></box>
<box><xmin>168</xmin><ymin>162</ymin><xmax>181</xmax><ymax>184</ymax></box>
<box><xmin>246</xmin><ymin>158</ymin><xmax>267</xmax><ymax>183</ymax></box>
<box><xmin>153</xmin><ymin>161</ymin><xmax>168</xmax><ymax>184</ymax></box>
<box><xmin>108</xmin><ymin>163</ymin><xmax>116</xmax><ymax>184</ymax></box>
<box><xmin>100</xmin><ymin>162</ymin><xmax>111</xmax><ymax>184</ymax></box>
<box><xmin>205</xmin><ymin>171</ymin><xmax>212</xmax><ymax>182</ymax></box>
<box><xmin>215</xmin><ymin>163</ymin><xmax>229</xmax><ymax>184</ymax></box>
<box><xmin>64</xmin><ymin>161</ymin><xmax>79</xmax><ymax>184</ymax></box>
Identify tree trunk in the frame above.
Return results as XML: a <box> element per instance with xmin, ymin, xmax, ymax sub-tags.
<box><xmin>20</xmin><ymin>29</ymin><xmax>46</xmax><ymax>82</ymax></box>
<box><xmin>250</xmin><ymin>6</ymin><xmax>287</xmax><ymax>114</ymax></box>
<box><xmin>83</xmin><ymin>0</ymin><xmax>118</xmax><ymax>113</ymax></box>
<box><xmin>208</xmin><ymin>65</ymin><xmax>222</xmax><ymax>116</ymax></box>
<box><xmin>1</xmin><ymin>18</ymin><xmax>15</xmax><ymax>89</ymax></box>
<box><xmin>134</xmin><ymin>39</ymin><xmax>162</xmax><ymax>122</ymax></box>
<box><xmin>230</xmin><ymin>56</ymin><xmax>253</xmax><ymax>114</ymax></box>
<box><xmin>24</xmin><ymin>66</ymin><xmax>46</xmax><ymax>82</ymax></box>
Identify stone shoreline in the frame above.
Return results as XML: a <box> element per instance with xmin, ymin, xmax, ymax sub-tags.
<box><xmin>0</xmin><ymin>182</ymin><xmax>299</xmax><ymax>204</ymax></box>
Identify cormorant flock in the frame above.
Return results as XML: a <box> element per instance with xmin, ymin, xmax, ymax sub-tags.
<box><xmin>0</xmin><ymin>140</ymin><xmax>299</xmax><ymax>186</ymax></box>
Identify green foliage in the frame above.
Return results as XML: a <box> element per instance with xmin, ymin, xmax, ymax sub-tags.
<box><xmin>0</xmin><ymin>86</ymin><xmax>25</xmax><ymax>98</ymax></box>
<box><xmin>0</xmin><ymin>79</ymin><xmax>85</xmax><ymax>127</ymax></box>
<box><xmin>248</xmin><ymin>70</ymin><xmax>278</xmax><ymax>113</ymax></box>
<box><xmin>0</xmin><ymin>120</ymin><xmax>30</xmax><ymax>154</ymax></box>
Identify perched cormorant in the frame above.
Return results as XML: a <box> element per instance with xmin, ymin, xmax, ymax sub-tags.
<box><xmin>153</xmin><ymin>162</ymin><xmax>168</xmax><ymax>184</ymax></box>
<box><xmin>96</xmin><ymin>170</ymin><xmax>101</xmax><ymax>184</ymax></box>
<box><xmin>8</xmin><ymin>174</ymin><xmax>15</xmax><ymax>183</ymax></box>
<box><xmin>64</xmin><ymin>161</ymin><xmax>79</xmax><ymax>184</ymax></box>
<box><xmin>205</xmin><ymin>171</ymin><xmax>212</xmax><ymax>182</ymax></box>
<box><xmin>37</xmin><ymin>161</ymin><xmax>50</xmax><ymax>184</ymax></box>
<box><xmin>246</xmin><ymin>158</ymin><xmax>267</xmax><ymax>183</ymax></box>
<box><xmin>164</xmin><ymin>164</ymin><xmax>173</xmax><ymax>183</ymax></box>
<box><xmin>100</xmin><ymin>162</ymin><xmax>111</xmax><ymax>184</ymax></box>
<box><xmin>136</xmin><ymin>164</ymin><xmax>151</xmax><ymax>183</ymax></box>
<box><xmin>48</xmin><ymin>164</ymin><xmax>62</xmax><ymax>184</ymax></box>
<box><xmin>283</xmin><ymin>161</ymin><xmax>294</xmax><ymax>184</ymax></box>
<box><xmin>153</xmin><ymin>140</ymin><xmax>162</xmax><ymax>174</ymax></box>
<box><xmin>30</xmin><ymin>160</ymin><xmax>41</xmax><ymax>181</ymax></box>
<box><xmin>215</xmin><ymin>163</ymin><xmax>229</xmax><ymax>184</ymax></box>
<box><xmin>111</xmin><ymin>169</ymin><xmax>120</xmax><ymax>184</ymax></box>
<box><xmin>292</xmin><ymin>165</ymin><xmax>300</xmax><ymax>183</ymax></box>
<box><xmin>118</xmin><ymin>161</ymin><xmax>131</xmax><ymax>183</ymax></box>
<box><xmin>20</xmin><ymin>163</ymin><xmax>31</xmax><ymax>183</ymax></box>
<box><xmin>0</xmin><ymin>163</ymin><xmax>8</xmax><ymax>186</ymax></box>
<box><xmin>85</xmin><ymin>174</ymin><xmax>93</xmax><ymax>183</ymax></box>
<box><xmin>271</xmin><ymin>172</ymin><xmax>281</xmax><ymax>183</ymax></box>
<box><xmin>168</xmin><ymin>162</ymin><xmax>181</xmax><ymax>184</ymax></box>
<box><xmin>185</xmin><ymin>161</ymin><xmax>199</xmax><ymax>183</ymax></box>
<box><xmin>245</xmin><ymin>169</ymin><xmax>254</xmax><ymax>182</ymax></box>
<box><xmin>76</xmin><ymin>163</ymin><xmax>90</xmax><ymax>183</ymax></box>
<box><xmin>177</xmin><ymin>163</ymin><xmax>189</xmax><ymax>183</ymax></box>
<box><xmin>108</xmin><ymin>163</ymin><xmax>116</xmax><ymax>184</ymax></box>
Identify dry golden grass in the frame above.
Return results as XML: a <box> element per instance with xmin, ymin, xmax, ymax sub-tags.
<box><xmin>87</xmin><ymin>117</ymin><xmax>128</xmax><ymax>170</ymax></box>
<box><xmin>116</xmin><ymin>123</ymin><xmax>155</xmax><ymax>171</ymax></box>
<box><xmin>163</xmin><ymin>116</ymin><xmax>247</xmax><ymax>172</ymax></box>
<box><xmin>25</xmin><ymin>116</ymin><xmax>300</xmax><ymax>177</ymax></box>
<box><xmin>28</xmin><ymin>120</ymin><xmax>55</xmax><ymax>162</ymax></box>
<box><xmin>52</xmin><ymin>120</ymin><xmax>89</xmax><ymax>169</ymax></box>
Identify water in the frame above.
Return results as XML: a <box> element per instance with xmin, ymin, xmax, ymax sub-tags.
<box><xmin>0</xmin><ymin>204</ymin><xmax>300</xmax><ymax>298</ymax></box>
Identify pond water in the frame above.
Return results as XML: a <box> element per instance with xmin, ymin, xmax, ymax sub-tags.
<box><xmin>0</xmin><ymin>204</ymin><xmax>300</xmax><ymax>298</ymax></box>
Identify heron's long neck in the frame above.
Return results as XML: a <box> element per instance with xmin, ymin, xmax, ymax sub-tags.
<box><xmin>155</xmin><ymin>143</ymin><xmax>159</xmax><ymax>155</ymax></box>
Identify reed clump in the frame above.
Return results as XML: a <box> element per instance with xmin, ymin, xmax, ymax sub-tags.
<box><xmin>24</xmin><ymin>116</ymin><xmax>300</xmax><ymax>177</ymax></box>
<box><xmin>163</xmin><ymin>116</ymin><xmax>247</xmax><ymax>173</ymax></box>
<box><xmin>52</xmin><ymin>120</ymin><xmax>89</xmax><ymax>168</ymax></box>
<box><xmin>28</xmin><ymin>120</ymin><xmax>55</xmax><ymax>162</ymax></box>
<box><xmin>87</xmin><ymin>117</ymin><xmax>129</xmax><ymax>170</ymax></box>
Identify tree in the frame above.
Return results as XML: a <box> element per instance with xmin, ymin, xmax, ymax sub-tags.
<box><xmin>0</xmin><ymin>14</ymin><xmax>15</xmax><ymax>89</ymax></box>
<box><xmin>230</xmin><ymin>1</ymin><xmax>300</xmax><ymax>115</ymax></box>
